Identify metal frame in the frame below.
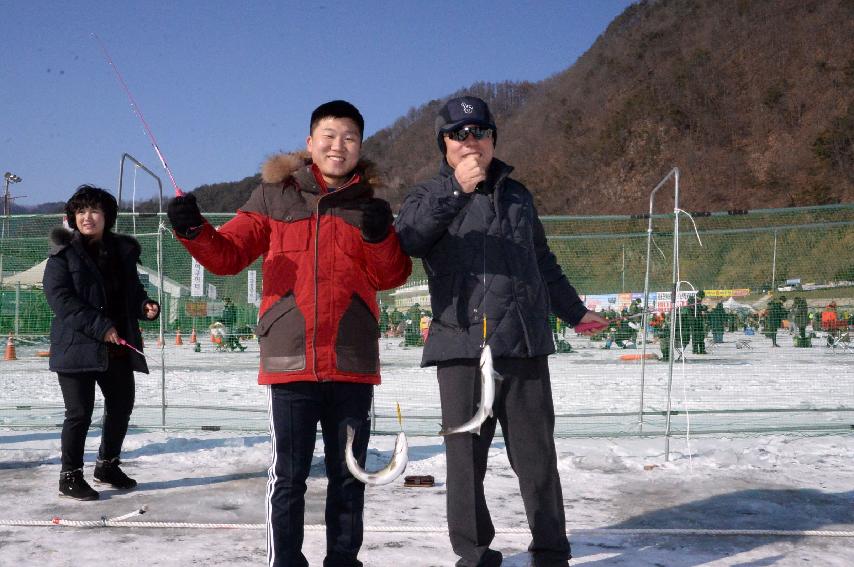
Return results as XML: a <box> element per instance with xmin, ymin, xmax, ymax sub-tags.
<box><xmin>117</xmin><ymin>153</ymin><xmax>167</xmax><ymax>426</ymax></box>
<box><xmin>637</xmin><ymin>167</ymin><xmax>682</xmax><ymax>460</ymax></box>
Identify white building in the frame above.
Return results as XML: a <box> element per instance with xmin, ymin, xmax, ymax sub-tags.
<box><xmin>391</xmin><ymin>279</ymin><xmax>431</xmax><ymax>311</ymax></box>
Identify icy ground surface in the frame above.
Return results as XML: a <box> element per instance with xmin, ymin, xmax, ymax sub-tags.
<box><xmin>1</xmin><ymin>333</ymin><xmax>852</xmax><ymax>564</ymax></box>
<box><xmin>3</xmin><ymin>333</ymin><xmax>852</xmax><ymax>436</ymax></box>
<box><xmin>0</xmin><ymin>429</ymin><xmax>852</xmax><ymax>566</ymax></box>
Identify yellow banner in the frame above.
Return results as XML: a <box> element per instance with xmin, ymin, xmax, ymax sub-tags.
<box><xmin>704</xmin><ymin>289</ymin><xmax>750</xmax><ymax>298</ymax></box>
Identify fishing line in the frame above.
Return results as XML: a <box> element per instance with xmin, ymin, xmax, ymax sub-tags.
<box><xmin>481</xmin><ymin>192</ymin><xmax>491</xmax><ymax>348</ymax></box>
<box><xmin>481</xmin><ymin>219</ymin><xmax>488</xmax><ymax>348</ymax></box>
<box><xmin>395</xmin><ymin>401</ymin><xmax>404</xmax><ymax>431</ymax></box>
<box><xmin>91</xmin><ymin>33</ymin><xmax>184</xmax><ymax>197</ymax></box>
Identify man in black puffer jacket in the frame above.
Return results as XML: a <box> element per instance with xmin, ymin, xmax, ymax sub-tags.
<box><xmin>394</xmin><ymin>97</ymin><xmax>607</xmax><ymax>567</ymax></box>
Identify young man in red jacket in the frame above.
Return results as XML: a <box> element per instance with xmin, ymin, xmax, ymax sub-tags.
<box><xmin>168</xmin><ymin>100</ymin><xmax>411</xmax><ymax>567</ymax></box>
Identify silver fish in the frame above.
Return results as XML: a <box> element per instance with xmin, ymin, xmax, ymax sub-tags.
<box><xmin>345</xmin><ymin>425</ymin><xmax>408</xmax><ymax>486</ymax></box>
<box><xmin>440</xmin><ymin>344</ymin><xmax>496</xmax><ymax>436</ymax></box>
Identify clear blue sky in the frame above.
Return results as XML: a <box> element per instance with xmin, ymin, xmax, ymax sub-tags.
<box><xmin>1</xmin><ymin>0</ymin><xmax>634</xmax><ymax>206</ymax></box>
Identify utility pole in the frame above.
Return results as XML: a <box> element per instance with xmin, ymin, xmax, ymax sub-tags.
<box><xmin>771</xmin><ymin>229</ymin><xmax>778</xmax><ymax>293</ymax></box>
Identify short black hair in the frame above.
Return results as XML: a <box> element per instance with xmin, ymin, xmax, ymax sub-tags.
<box><xmin>310</xmin><ymin>100</ymin><xmax>364</xmax><ymax>140</ymax></box>
<box><xmin>65</xmin><ymin>185</ymin><xmax>118</xmax><ymax>232</ymax></box>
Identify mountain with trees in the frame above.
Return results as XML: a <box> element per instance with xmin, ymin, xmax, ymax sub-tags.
<box><xmin>364</xmin><ymin>0</ymin><xmax>854</xmax><ymax>214</ymax></box>
<box><xmin>35</xmin><ymin>0</ymin><xmax>850</xmax><ymax>216</ymax></box>
<box><xmin>10</xmin><ymin>201</ymin><xmax>65</xmax><ymax>214</ymax></box>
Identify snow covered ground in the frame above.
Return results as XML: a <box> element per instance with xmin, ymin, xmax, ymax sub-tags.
<box><xmin>1</xmin><ymin>335</ymin><xmax>852</xmax><ymax>565</ymax></box>
<box><xmin>1</xmin><ymin>429</ymin><xmax>852</xmax><ymax>566</ymax></box>
<box><xmin>3</xmin><ymin>332</ymin><xmax>852</xmax><ymax>436</ymax></box>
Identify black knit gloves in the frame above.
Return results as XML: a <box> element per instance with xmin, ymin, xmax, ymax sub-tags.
<box><xmin>167</xmin><ymin>194</ymin><xmax>204</xmax><ymax>239</ymax></box>
<box><xmin>361</xmin><ymin>198</ymin><xmax>393</xmax><ymax>243</ymax></box>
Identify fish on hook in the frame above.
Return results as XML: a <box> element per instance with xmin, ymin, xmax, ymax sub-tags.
<box><xmin>345</xmin><ymin>425</ymin><xmax>408</xmax><ymax>486</ymax></box>
<box><xmin>439</xmin><ymin>344</ymin><xmax>497</xmax><ymax>436</ymax></box>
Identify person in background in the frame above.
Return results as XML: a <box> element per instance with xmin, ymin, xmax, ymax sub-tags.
<box><xmin>379</xmin><ymin>305</ymin><xmax>390</xmax><ymax>337</ymax></box>
<box><xmin>764</xmin><ymin>294</ymin><xmax>788</xmax><ymax>347</ymax></box>
<box><xmin>389</xmin><ymin>307</ymin><xmax>404</xmax><ymax>337</ymax></box>
<box><xmin>708</xmin><ymin>301</ymin><xmax>726</xmax><ymax>344</ymax></box>
<box><xmin>43</xmin><ymin>185</ymin><xmax>160</xmax><ymax>501</ymax></box>
<box><xmin>404</xmin><ymin>302</ymin><xmax>424</xmax><ymax>346</ymax></box>
<box><xmin>419</xmin><ymin>310</ymin><xmax>432</xmax><ymax>343</ymax></box>
<box><xmin>167</xmin><ymin>100</ymin><xmax>411</xmax><ymax>567</ymax></box>
<box><xmin>394</xmin><ymin>96</ymin><xmax>607</xmax><ymax>567</ymax></box>
<box><xmin>220</xmin><ymin>297</ymin><xmax>245</xmax><ymax>351</ymax></box>
<box><xmin>821</xmin><ymin>302</ymin><xmax>838</xmax><ymax>332</ymax></box>
<box><xmin>687</xmin><ymin>290</ymin><xmax>708</xmax><ymax>354</ymax></box>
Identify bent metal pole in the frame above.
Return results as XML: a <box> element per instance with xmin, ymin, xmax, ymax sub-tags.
<box><xmin>663</xmin><ymin>168</ymin><xmax>681</xmax><ymax>462</ymax></box>
<box><xmin>638</xmin><ymin>167</ymin><xmax>679</xmax><ymax>432</ymax></box>
<box><xmin>117</xmin><ymin>153</ymin><xmax>167</xmax><ymax>425</ymax></box>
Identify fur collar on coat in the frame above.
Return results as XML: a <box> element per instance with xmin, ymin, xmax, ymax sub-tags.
<box><xmin>260</xmin><ymin>151</ymin><xmax>378</xmax><ymax>188</ymax></box>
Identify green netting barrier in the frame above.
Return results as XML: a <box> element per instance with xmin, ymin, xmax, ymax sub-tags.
<box><xmin>1</xmin><ymin>205</ymin><xmax>852</xmax><ymax>437</ymax></box>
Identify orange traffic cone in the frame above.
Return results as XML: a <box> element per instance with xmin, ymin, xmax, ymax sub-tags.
<box><xmin>156</xmin><ymin>335</ymin><xmax>164</xmax><ymax>347</ymax></box>
<box><xmin>4</xmin><ymin>334</ymin><xmax>17</xmax><ymax>361</ymax></box>
<box><xmin>175</xmin><ymin>329</ymin><xmax>184</xmax><ymax>346</ymax></box>
<box><xmin>190</xmin><ymin>328</ymin><xmax>198</xmax><ymax>344</ymax></box>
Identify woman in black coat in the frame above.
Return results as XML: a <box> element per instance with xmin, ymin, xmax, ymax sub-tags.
<box><xmin>42</xmin><ymin>185</ymin><xmax>159</xmax><ymax>501</ymax></box>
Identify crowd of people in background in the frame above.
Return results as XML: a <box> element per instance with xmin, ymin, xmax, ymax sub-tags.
<box><xmin>378</xmin><ymin>303</ymin><xmax>433</xmax><ymax>347</ymax></box>
<box><xmin>539</xmin><ymin>292</ymin><xmax>853</xmax><ymax>361</ymax></box>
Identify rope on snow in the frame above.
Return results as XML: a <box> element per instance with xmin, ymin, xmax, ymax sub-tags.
<box><xmin>1</xmin><ymin>509</ymin><xmax>852</xmax><ymax>537</ymax></box>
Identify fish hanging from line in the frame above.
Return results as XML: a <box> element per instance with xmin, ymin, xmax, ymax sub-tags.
<box><xmin>440</xmin><ymin>344</ymin><xmax>497</xmax><ymax>436</ymax></box>
<box><xmin>345</xmin><ymin>425</ymin><xmax>408</xmax><ymax>486</ymax></box>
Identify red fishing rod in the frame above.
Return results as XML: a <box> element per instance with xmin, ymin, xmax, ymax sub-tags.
<box><xmin>91</xmin><ymin>33</ymin><xmax>184</xmax><ymax>197</ymax></box>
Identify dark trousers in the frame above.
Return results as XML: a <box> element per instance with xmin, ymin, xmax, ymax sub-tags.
<box><xmin>267</xmin><ymin>382</ymin><xmax>372</xmax><ymax>567</ymax></box>
<box><xmin>57</xmin><ymin>356</ymin><xmax>135</xmax><ymax>471</ymax></box>
<box><xmin>438</xmin><ymin>356</ymin><xmax>570</xmax><ymax>567</ymax></box>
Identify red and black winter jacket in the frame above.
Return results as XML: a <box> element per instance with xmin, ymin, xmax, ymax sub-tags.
<box><xmin>176</xmin><ymin>153</ymin><xmax>412</xmax><ymax>385</ymax></box>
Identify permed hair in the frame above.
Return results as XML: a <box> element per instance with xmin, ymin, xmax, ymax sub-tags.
<box><xmin>310</xmin><ymin>100</ymin><xmax>365</xmax><ymax>140</ymax></box>
<box><xmin>64</xmin><ymin>185</ymin><xmax>119</xmax><ymax>232</ymax></box>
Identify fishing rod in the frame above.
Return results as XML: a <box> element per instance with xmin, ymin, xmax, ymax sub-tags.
<box><xmin>91</xmin><ymin>33</ymin><xmax>184</xmax><ymax>197</ymax></box>
<box><xmin>574</xmin><ymin>309</ymin><xmax>665</xmax><ymax>334</ymax></box>
<box><xmin>117</xmin><ymin>337</ymin><xmax>146</xmax><ymax>358</ymax></box>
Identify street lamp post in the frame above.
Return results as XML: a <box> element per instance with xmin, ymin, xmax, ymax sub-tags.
<box><xmin>1</xmin><ymin>171</ymin><xmax>22</xmax><ymax>286</ymax></box>
<box><xmin>3</xmin><ymin>172</ymin><xmax>22</xmax><ymax>217</ymax></box>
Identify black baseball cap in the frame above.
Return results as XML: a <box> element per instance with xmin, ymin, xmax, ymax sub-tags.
<box><xmin>435</xmin><ymin>96</ymin><xmax>497</xmax><ymax>153</ymax></box>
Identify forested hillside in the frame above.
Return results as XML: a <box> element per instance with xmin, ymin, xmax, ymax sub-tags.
<box><xmin>364</xmin><ymin>0</ymin><xmax>854</xmax><ymax>214</ymax></box>
<box><xmin>37</xmin><ymin>0</ymin><xmax>850</xmax><ymax>215</ymax></box>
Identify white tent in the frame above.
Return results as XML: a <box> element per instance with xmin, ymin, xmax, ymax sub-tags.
<box><xmin>722</xmin><ymin>296</ymin><xmax>755</xmax><ymax>313</ymax></box>
<box><xmin>1</xmin><ymin>261</ymin><xmax>187</xmax><ymax>296</ymax></box>
<box><xmin>1</xmin><ymin>259</ymin><xmax>47</xmax><ymax>288</ymax></box>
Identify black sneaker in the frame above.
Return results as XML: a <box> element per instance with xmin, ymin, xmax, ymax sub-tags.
<box><xmin>94</xmin><ymin>457</ymin><xmax>137</xmax><ymax>489</ymax></box>
<box><xmin>59</xmin><ymin>469</ymin><xmax>99</xmax><ymax>501</ymax></box>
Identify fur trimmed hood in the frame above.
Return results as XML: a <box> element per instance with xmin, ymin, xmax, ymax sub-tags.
<box><xmin>260</xmin><ymin>151</ymin><xmax>378</xmax><ymax>188</ymax></box>
<box><xmin>49</xmin><ymin>226</ymin><xmax>80</xmax><ymax>255</ymax></box>
<box><xmin>49</xmin><ymin>226</ymin><xmax>141</xmax><ymax>260</ymax></box>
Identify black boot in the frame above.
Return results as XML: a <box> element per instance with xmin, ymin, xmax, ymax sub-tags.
<box><xmin>59</xmin><ymin>469</ymin><xmax>99</xmax><ymax>501</ymax></box>
<box><xmin>94</xmin><ymin>457</ymin><xmax>137</xmax><ymax>489</ymax></box>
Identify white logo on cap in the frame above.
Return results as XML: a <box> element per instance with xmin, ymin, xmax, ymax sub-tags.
<box><xmin>461</xmin><ymin>102</ymin><xmax>474</xmax><ymax>114</ymax></box>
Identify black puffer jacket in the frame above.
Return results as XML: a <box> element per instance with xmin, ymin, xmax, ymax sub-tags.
<box><xmin>394</xmin><ymin>158</ymin><xmax>588</xmax><ymax>366</ymax></box>
<box><xmin>42</xmin><ymin>228</ymin><xmax>158</xmax><ymax>374</ymax></box>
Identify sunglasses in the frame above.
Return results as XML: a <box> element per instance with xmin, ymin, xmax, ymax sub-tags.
<box><xmin>445</xmin><ymin>126</ymin><xmax>493</xmax><ymax>142</ymax></box>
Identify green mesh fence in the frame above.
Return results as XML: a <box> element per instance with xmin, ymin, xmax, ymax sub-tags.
<box><xmin>1</xmin><ymin>205</ymin><xmax>852</xmax><ymax>436</ymax></box>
